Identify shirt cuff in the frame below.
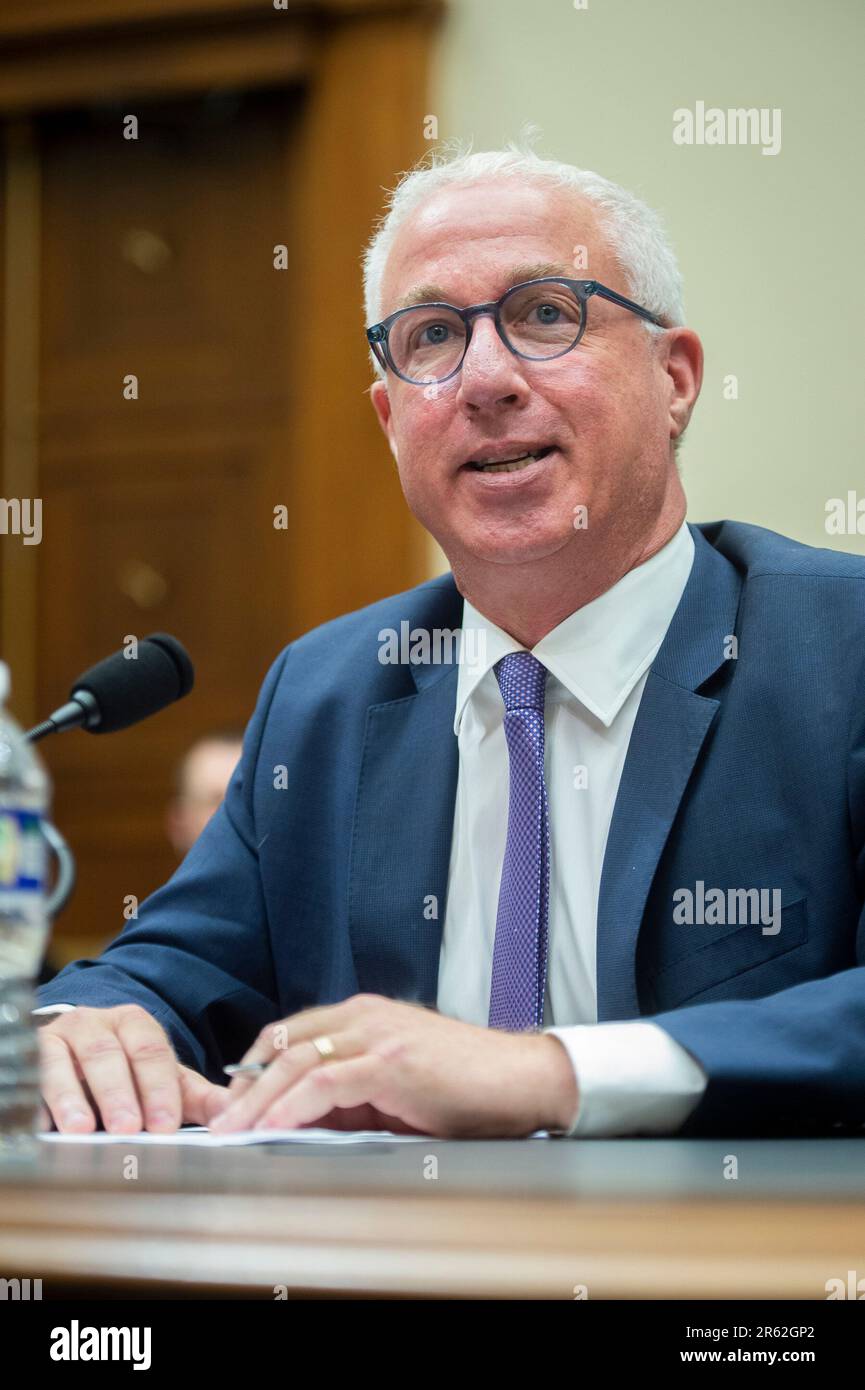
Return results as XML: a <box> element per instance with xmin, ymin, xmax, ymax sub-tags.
<box><xmin>544</xmin><ymin>1020</ymin><xmax>707</xmax><ymax>1136</ymax></box>
<box><xmin>32</xmin><ymin>1004</ymin><xmax>77</xmax><ymax>1021</ymax></box>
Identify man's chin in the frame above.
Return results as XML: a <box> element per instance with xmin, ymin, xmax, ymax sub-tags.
<box><xmin>451</xmin><ymin>527</ymin><xmax>580</xmax><ymax>569</ymax></box>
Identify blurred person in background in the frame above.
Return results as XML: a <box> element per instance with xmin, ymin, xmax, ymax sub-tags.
<box><xmin>38</xmin><ymin>729</ymin><xmax>243</xmax><ymax>986</ymax></box>
<box><xmin>165</xmin><ymin>731</ymin><xmax>244</xmax><ymax>859</ymax></box>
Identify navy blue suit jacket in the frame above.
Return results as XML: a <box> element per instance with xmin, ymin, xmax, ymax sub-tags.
<box><xmin>37</xmin><ymin>521</ymin><xmax>865</xmax><ymax>1136</ymax></box>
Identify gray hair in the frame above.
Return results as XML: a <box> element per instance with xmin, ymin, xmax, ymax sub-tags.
<box><xmin>362</xmin><ymin>133</ymin><xmax>685</xmax><ymax>382</ymax></box>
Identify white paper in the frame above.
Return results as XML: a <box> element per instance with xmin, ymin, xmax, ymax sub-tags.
<box><xmin>39</xmin><ymin>1125</ymin><xmax>428</xmax><ymax>1146</ymax></box>
<box><xmin>39</xmin><ymin>1125</ymin><xmax>551</xmax><ymax>1146</ymax></box>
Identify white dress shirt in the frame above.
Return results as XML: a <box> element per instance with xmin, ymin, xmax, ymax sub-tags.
<box><xmin>36</xmin><ymin>521</ymin><xmax>708</xmax><ymax>1136</ymax></box>
<box><xmin>436</xmin><ymin>519</ymin><xmax>707</xmax><ymax>1136</ymax></box>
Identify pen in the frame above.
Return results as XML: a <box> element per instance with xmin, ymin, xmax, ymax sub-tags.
<box><xmin>223</xmin><ymin>1062</ymin><xmax>269</xmax><ymax>1077</ymax></box>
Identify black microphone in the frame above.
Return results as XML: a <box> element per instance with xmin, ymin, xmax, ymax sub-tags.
<box><xmin>26</xmin><ymin>633</ymin><xmax>194</xmax><ymax>743</ymax></box>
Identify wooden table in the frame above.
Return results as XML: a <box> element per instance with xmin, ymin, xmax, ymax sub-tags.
<box><xmin>1</xmin><ymin>1136</ymin><xmax>864</xmax><ymax>1299</ymax></box>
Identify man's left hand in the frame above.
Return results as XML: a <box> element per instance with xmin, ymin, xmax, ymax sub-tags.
<box><xmin>209</xmin><ymin>994</ymin><xmax>579</xmax><ymax>1137</ymax></box>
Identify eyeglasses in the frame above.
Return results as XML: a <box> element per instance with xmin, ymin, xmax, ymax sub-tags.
<box><xmin>366</xmin><ymin>277</ymin><xmax>665</xmax><ymax>386</ymax></box>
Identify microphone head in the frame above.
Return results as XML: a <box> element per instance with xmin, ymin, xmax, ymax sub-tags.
<box><xmin>141</xmin><ymin>633</ymin><xmax>195</xmax><ymax>700</ymax></box>
<box><xmin>70</xmin><ymin>633</ymin><xmax>195</xmax><ymax>734</ymax></box>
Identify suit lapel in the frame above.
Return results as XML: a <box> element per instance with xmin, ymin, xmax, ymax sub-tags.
<box><xmin>596</xmin><ymin>525</ymin><xmax>743</xmax><ymax>1020</ymax></box>
<box><xmin>348</xmin><ymin>608</ymin><xmax>460</xmax><ymax>1007</ymax></box>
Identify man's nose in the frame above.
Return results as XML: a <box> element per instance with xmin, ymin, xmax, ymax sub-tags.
<box><xmin>456</xmin><ymin>316</ymin><xmax>529</xmax><ymax>409</ymax></box>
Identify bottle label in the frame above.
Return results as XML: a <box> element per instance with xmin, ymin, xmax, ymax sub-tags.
<box><xmin>0</xmin><ymin>810</ymin><xmax>45</xmax><ymax>891</ymax></box>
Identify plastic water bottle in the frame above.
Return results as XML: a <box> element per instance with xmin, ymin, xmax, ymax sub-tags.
<box><xmin>0</xmin><ymin>660</ymin><xmax>51</xmax><ymax>1149</ymax></box>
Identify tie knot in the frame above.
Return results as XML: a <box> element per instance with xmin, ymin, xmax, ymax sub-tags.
<box><xmin>494</xmin><ymin>651</ymin><xmax>547</xmax><ymax>713</ymax></box>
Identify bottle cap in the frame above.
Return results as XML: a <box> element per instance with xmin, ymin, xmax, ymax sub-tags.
<box><xmin>0</xmin><ymin>660</ymin><xmax>8</xmax><ymax>705</ymax></box>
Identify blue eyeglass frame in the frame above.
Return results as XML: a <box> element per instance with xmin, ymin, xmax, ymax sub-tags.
<box><xmin>365</xmin><ymin>276</ymin><xmax>666</xmax><ymax>385</ymax></box>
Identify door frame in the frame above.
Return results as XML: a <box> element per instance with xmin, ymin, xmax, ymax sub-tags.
<box><xmin>0</xmin><ymin>0</ymin><xmax>442</xmax><ymax>722</ymax></box>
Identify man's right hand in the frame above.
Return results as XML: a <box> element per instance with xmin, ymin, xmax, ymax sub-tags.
<box><xmin>37</xmin><ymin>1004</ymin><xmax>227</xmax><ymax>1134</ymax></box>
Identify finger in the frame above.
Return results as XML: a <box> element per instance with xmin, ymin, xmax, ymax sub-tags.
<box><xmin>213</xmin><ymin>1040</ymin><xmax>329</xmax><ymax>1131</ymax></box>
<box><xmin>290</xmin><ymin>1105</ymin><xmax>426</xmax><ymax>1135</ymax></box>
<box><xmin>230</xmin><ymin>997</ymin><xmax>377</xmax><ymax>1081</ymax></box>
<box><xmin>255</xmin><ymin>1054</ymin><xmax>389</xmax><ymax>1131</ymax></box>
<box><xmin>71</xmin><ymin>1012</ymin><xmax>145</xmax><ymax>1134</ymax></box>
<box><xmin>291</xmin><ymin>1104</ymin><xmax>418</xmax><ymax>1133</ymax></box>
<box><xmin>38</xmin><ymin>1033</ymin><xmax>98</xmax><ymax>1134</ymax></box>
<box><xmin>36</xmin><ymin>1102</ymin><xmax>54</xmax><ymax>1132</ymax></box>
<box><xmin>114</xmin><ymin>1009</ymin><xmax>183</xmax><ymax>1133</ymax></box>
<box><xmin>212</xmin><ymin>1036</ymin><xmax>349</xmax><ymax>1132</ymax></box>
<box><xmin>179</xmin><ymin>1066</ymin><xmax>230</xmax><ymax>1127</ymax></box>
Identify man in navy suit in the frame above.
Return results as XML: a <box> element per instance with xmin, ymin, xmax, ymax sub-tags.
<box><xmin>35</xmin><ymin>146</ymin><xmax>865</xmax><ymax>1139</ymax></box>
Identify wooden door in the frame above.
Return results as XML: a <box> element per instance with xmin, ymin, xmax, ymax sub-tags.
<box><xmin>0</xmin><ymin>2</ymin><xmax>438</xmax><ymax>962</ymax></box>
<box><xmin>34</xmin><ymin>89</ymin><xmax>297</xmax><ymax>960</ymax></box>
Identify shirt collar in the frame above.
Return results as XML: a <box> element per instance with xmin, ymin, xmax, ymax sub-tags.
<box><xmin>454</xmin><ymin>519</ymin><xmax>695</xmax><ymax>734</ymax></box>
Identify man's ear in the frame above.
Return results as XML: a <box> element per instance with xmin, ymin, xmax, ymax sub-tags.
<box><xmin>662</xmin><ymin>327</ymin><xmax>703</xmax><ymax>443</ymax></box>
<box><xmin>370</xmin><ymin>378</ymin><xmax>398</xmax><ymax>461</ymax></box>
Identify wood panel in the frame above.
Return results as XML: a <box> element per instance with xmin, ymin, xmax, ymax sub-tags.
<box><xmin>0</xmin><ymin>122</ymin><xmax>41</xmax><ymax>723</ymax></box>
<box><xmin>32</xmin><ymin>88</ymin><xmax>298</xmax><ymax>955</ymax></box>
<box><xmin>38</xmin><ymin>97</ymin><xmax>292</xmax><ymax>419</ymax></box>
<box><xmin>0</xmin><ymin>19</ymin><xmax>312</xmax><ymax>114</ymax></box>
<box><xmin>0</xmin><ymin>0</ymin><xmax>272</xmax><ymax>37</ymax></box>
<box><xmin>285</xmin><ymin>6</ymin><xmax>434</xmax><ymax>628</ymax></box>
<box><xmin>0</xmin><ymin>0</ymin><xmax>409</xmax><ymax>42</ymax></box>
<box><xmin>0</xmin><ymin>2</ymin><xmax>439</xmax><ymax>961</ymax></box>
<box><xmin>39</xmin><ymin>450</ymin><xmax>281</xmax><ymax>964</ymax></box>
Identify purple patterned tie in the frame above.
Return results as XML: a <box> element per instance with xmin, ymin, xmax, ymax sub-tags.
<box><xmin>488</xmin><ymin>651</ymin><xmax>551</xmax><ymax>1031</ymax></box>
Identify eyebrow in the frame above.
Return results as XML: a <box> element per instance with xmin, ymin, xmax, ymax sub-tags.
<box><xmin>392</xmin><ymin>261</ymin><xmax>574</xmax><ymax>313</ymax></box>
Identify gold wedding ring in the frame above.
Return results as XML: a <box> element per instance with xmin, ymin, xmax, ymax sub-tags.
<box><xmin>311</xmin><ymin>1034</ymin><xmax>337</xmax><ymax>1061</ymax></box>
